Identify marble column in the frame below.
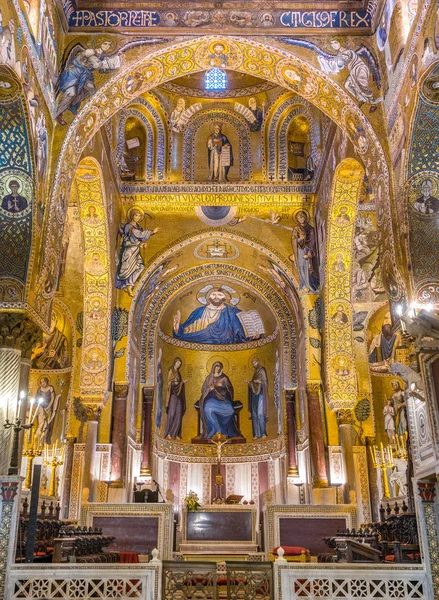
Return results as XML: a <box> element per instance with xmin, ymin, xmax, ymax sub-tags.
<box><xmin>110</xmin><ymin>383</ymin><xmax>129</xmax><ymax>483</ymax></box>
<box><xmin>285</xmin><ymin>389</ymin><xmax>299</xmax><ymax>477</ymax></box>
<box><xmin>305</xmin><ymin>383</ymin><xmax>328</xmax><ymax>488</ymax></box>
<box><xmin>60</xmin><ymin>436</ymin><xmax>75</xmax><ymax>518</ymax></box>
<box><xmin>417</xmin><ymin>480</ymin><xmax>439</xmax><ymax>598</ymax></box>
<box><xmin>141</xmin><ymin>387</ymin><xmax>154</xmax><ymax>477</ymax></box>
<box><xmin>18</xmin><ymin>357</ymin><xmax>32</xmax><ymax>471</ymax></box>
<box><xmin>82</xmin><ymin>403</ymin><xmax>102</xmax><ymax>503</ymax></box>
<box><xmin>337</xmin><ymin>409</ymin><xmax>356</xmax><ymax>504</ymax></box>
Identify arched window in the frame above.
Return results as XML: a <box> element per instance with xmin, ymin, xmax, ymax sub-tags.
<box><xmin>205</xmin><ymin>68</ymin><xmax>227</xmax><ymax>90</ymax></box>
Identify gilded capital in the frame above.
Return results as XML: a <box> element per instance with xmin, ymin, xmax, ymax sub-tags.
<box><xmin>84</xmin><ymin>404</ymin><xmax>103</xmax><ymax>422</ymax></box>
<box><xmin>114</xmin><ymin>383</ymin><xmax>129</xmax><ymax>399</ymax></box>
<box><xmin>337</xmin><ymin>409</ymin><xmax>354</xmax><ymax>425</ymax></box>
<box><xmin>305</xmin><ymin>382</ymin><xmax>320</xmax><ymax>397</ymax></box>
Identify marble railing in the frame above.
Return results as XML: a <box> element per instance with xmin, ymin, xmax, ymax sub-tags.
<box><xmin>275</xmin><ymin>563</ymin><xmax>431</xmax><ymax>600</ymax></box>
<box><xmin>6</xmin><ymin>563</ymin><xmax>161</xmax><ymax>600</ymax></box>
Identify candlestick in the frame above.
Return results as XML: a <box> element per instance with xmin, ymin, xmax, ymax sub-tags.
<box><xmin>31</xmin><ymin>398</ymin><xmax>42</xmax><ymax>424</ymax></box>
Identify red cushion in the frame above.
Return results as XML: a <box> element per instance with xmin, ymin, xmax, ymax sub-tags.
<box><xmin>273</xmin><ymin>546</ymin><xmax>309</xmax><ymax>556</ymax></box>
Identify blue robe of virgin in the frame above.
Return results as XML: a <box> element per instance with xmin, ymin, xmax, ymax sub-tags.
<box><xmin>199</xmin><ymin>367</ymin><xmax>241</xmax><ymax>439</ymax></box>
<box><xmin>174</xmin><ymin>304</ymin><xmax>249</xmax><ymax>344</ymax></box>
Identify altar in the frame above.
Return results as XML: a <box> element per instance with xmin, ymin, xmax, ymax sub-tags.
<box><xmin>179</xmin><ymin>505</ymin><xmax>259</xmax><ymax>556</ymax></box>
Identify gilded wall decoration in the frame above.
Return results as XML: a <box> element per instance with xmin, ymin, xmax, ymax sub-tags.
<box><xmin>194</xmin><ymin>238</ymin><xmax>239</xmax><ymax>260</ymax></box>
<box><xmin>33</xmin><ymin>36</ymin><xmax>397</xmax><ymax>326</ymax></box>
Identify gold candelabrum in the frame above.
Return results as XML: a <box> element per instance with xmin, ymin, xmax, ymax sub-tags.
<box><xmin>370</xmin><ymin>442</ymin><xmax>394</xmax><ymax>499</ymax></box>
<box><xmin>43</xmin><ymin>441</ymin><xmax>65</xmax><ymax>497</ymax></box>
<box><xmin>393</xmin><ymin>434</ymin><xmax>408</xmax><ymax>460</ymax></box>
<box><xmin>23</xmin><ymin>435</ymin><xmax>43</xmax><ymax>489</ymax></box>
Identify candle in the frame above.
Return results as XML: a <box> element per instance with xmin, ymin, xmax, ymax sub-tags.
<box><xmin>6</xmin><ymin>397</ymin><xmax>9</xmax><ymax>422</ymax></box>
<box><xmin>61</xmin><ymin>410</ymin><xmax>66</xmax><ymax>442</ymax></box>
<box><xmin>28</xmin><ymin>398</ymin><xmax>35</xmax><ymax>425</ymax></box>
<box><xmin>32</xmin><ymin>398</ymin><xmax>43</xmax><ymax>424</ymax></box>
<box><xmin>15</xmin><ymin>398</ymin><xmax>21</xmax><ymax>421</ymax></box>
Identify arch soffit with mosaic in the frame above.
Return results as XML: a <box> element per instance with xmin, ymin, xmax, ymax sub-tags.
<box><xmin>136</xmin><ymin>263</ymin><xmax>298</xmax><ymax>389</ymax></box>
<box><xmin>0</xmin><ymin>64</ymin><xmax>37</xmax><ymax>307</ymax></box>
<box><xmin>403</xmin><ymin>59</ymin><xmax>439</xmax><ymax>303</ymax></box>
<box><xmin>35</xmin><ymin>36</ymin><xmax>397</xmax><ymax>324</ymax></box>
<box><xmin>325</xmin><ymin>158</ymin><xmax>365</xmax><ymax>410</ymax></box>
<box><xmin>183</xmin><ymin>108</ymin><xmax>251</xmax><ymax>182</ymax></box>
<box><xmin>74</xmin><ymin>157</ymin><xmax>112</xmax><ymax>397</ymax></box>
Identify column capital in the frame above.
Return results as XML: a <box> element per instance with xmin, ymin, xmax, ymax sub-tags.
<box><xmin>114</xmin><ymin>383</ymin><xmax>129</xmax><ymax>398</ymax></box>
<box><xmin>0</xmin><ymin>312</ymin><xmax>42</xmax><ymax>358</ymax></box>
<box><xmin>305</xmin><ymin>382</ymin><xmax>320</xmax><ymax>396</ymax></box>
<box><xmin>73</xmin><ymin>397</ymin><xmax>102</xmax><ymax>423</ymax></box>
<box><xmin>417</xmin><ymin>480</ymin><xmax>437</xmax><ymax>503</ymax></box>
<box><xmin>142</xmin><ymin>386</ymin><xmax>154</xmax><ymax>402</ymax></box>
<box><xmin>337</xmin><ymin>409</ymin><xmax>354</xmax><ymax>425</ymax></box>
<box><xmin>84</xmin><ymin>404</ymin><xmax>103</xmax><ymax>422</ymax></box>
<box><xmin>0</xmin><ymin>477</ymin><xmax>23</xmax><ymax>502</ymax></box>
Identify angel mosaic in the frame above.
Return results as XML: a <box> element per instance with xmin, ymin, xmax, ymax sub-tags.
<box><xmin>280</xmin><ymin>39</ymin><xmax>382</xmax><ymax>111</ymax></box>
<box><xmin>55</xmin><ymin>37</ymin><xmax>167</xmax><ymax>125</ymax></box>
<box><xmin>115</xmin><ymin>208</ymin><xmax>159</xmax><ymax>297</ymax></box>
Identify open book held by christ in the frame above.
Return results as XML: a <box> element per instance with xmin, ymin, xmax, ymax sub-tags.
<box><xmin>237</xmin><ymin>310</ymin><xmax>265</xmax><ymax>339</ymax></box>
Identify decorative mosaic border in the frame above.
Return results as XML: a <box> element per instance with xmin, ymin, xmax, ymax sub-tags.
<box><xmin>158</xmin><ymin>325</ymin><xmax>279</xmax><ymax>351</ymax></box>
<box><xmin>154</xmin><ymin>432</ymin><xmax>285</xmax><ymax>463</ymax></box>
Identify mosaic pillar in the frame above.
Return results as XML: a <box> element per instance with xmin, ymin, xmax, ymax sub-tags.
<box><xmin>285</xmin><ymin>389</ymin><xmax>298</xmax><ymax>477</ymax></box>
<box><xmin>417</xmin><ymin>480</ymin><xmax>439</xmax><ymax>598</ymax></box>
<box><xmin>141</xmin><ymin>387</ymin><xmax>154</xmax><ymax>477</ymax></box>
<box><xmin>305</xmin><ymin>383</ymin><xmax>328</xmax><ymax>488</ymax></box>
<box><xmin>82</xmin><ymin>404</ymin><xmax>102</xmax><ymax>503</ymax></box>
<box><xmin>0</xmin><ymin>477</ymin><xmax>22</xmax><ymax>599</ymax></box>
<box><xmin>111</xmin><ymin>383</ymin><xmax>129</xmax><ymax>482</ymax></box>
<box><xmin>337</xmin><ymin>409</ymin><xmax>356</xmax><ymax>504</ymax></box>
